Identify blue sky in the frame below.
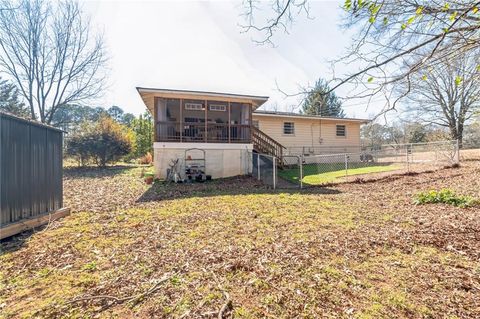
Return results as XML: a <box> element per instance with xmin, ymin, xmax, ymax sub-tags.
<box><xmin>84</xmin><ymin>0</ymin><xmax>379</xmax><ymax>119</ymax></box>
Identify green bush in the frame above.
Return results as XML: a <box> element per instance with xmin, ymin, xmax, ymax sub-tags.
<box><xmin>66</xmin><ymin>116</ymin><xmax>133</xmax><ymax>166</ymax></box>
<box><xmin>414</xmin><ymin>189</ymin><xmax>478</xmax><ymax>208</ymax></box>
<box><xmin>127</xmin><ymin>112</ymin><xmax>153</xmax><ymax>160</ymax></box>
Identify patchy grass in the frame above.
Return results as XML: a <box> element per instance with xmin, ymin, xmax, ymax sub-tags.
<box><xmin>1</xmin><ymin>163</ymin><xmax>480</xmax><ymax>318</ymax></box>
<box><xmin>279</xmin><ymin>162</ymin><xmax>401</xmax><ymax>185</ymax></box>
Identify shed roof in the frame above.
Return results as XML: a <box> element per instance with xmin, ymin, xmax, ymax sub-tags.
<box><xmin>0</xmin><ymin>111</ymin><xmax>65</xmax><ymax>133</ymax></box>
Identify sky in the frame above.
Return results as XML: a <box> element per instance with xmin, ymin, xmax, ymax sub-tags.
<box><xmin>83</xmin><ymin>0</ymin><xmax>378</xmax><ymax>119</ymax></box>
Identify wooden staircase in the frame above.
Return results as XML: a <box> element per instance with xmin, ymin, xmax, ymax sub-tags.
<box><xmin>251</xmin><ymin>126</ymin><xmax>285</xmax><ymax>168</ymax></box>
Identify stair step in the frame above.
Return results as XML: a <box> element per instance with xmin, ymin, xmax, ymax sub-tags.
<box><xmin>252</xmin><ymin>127</ymin><xmax>285</xmax><ymax>168</ymax></box>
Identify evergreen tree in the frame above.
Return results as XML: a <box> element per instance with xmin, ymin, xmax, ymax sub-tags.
<box><xmin>0</xmin><ymin>77</ymin><xmax>29</xmax><ymax>117</ymax></box>
<box><xmin>301</xmin><ymin>78</ymin><xmax>345</xmax><ymax>118</ymax></box>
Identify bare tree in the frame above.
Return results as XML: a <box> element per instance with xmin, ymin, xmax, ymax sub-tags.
<box><xmin>241</xmin><ymin>1</ymin><xmax>480</xmax><ymax>111</ymax></box>
<box><xmin>241</xmin><ymin>0</ymin><xmax>312</xmax><ymax>45</ymax></box>
<box><xmin>0</xmin><ymin>0</ymin><xmax>107</xmax><ymax>124</ymax></box>
<box><xmin>402</xmin><ymin>51</ymin><xmax>480</xmax><ymax>146</ymax></box>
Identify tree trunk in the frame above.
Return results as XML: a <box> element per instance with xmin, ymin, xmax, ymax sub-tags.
<box><xmin>457</xmin><ymin>123</ymin><xmax>464</xmax><ymax>149</ymax></box>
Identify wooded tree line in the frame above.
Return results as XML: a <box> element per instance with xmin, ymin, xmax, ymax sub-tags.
<box><xmin>0</xmin><ymin>76</ymin><xmax>153</xmax><ymax>166</ymax></box>
<box><xmin>362</xmin><ymin>116</ymin><xmax>480</xmax><ymax>148</ymax></box>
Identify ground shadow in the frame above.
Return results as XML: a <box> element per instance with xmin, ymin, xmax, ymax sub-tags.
<box><xmin>0</xmin><ymin>224</ymin><xmax>50</xmax><ymax>255</ymax></box>
<box><xmin>136</xmin><ymin>176</ymin><xmax>341</xmax><ymax>203</ymax></box>
<box><xmin>64</xmin><ymin>165</ymin><xmax>145</xmax><ymax>178</ymax></box>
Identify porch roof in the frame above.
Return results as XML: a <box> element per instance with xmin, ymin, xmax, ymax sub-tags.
<box><xmin>137</xmin><ymin>87</ymin><xmax>269</xmax><ymax>113</ymax></box>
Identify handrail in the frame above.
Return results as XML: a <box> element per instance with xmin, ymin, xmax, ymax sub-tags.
<box><xmin>251</xmin><ymin>126</ymin><xmax>285</xmax><ymax>167</ymax></box>
<box><xmin>252</xmin><ymin>126</ymin><xmax>284</xmax><ymax>149</ymax></box>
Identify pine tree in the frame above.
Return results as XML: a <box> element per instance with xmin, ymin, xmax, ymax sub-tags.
<box><xmin>0</xmin><ymin>77</ymin><xmax>29</xmax><ymax>118</ymax></box>
<box><xmin>301</xmin><ymin>78</ymin><xmax>345</xmax><ymax>118</ymax></box>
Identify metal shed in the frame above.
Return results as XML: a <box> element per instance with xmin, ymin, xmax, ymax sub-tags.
<box><xmin>0</xmin><ymin>112</ymin><xmax>69</xmax><ymax>239</ymax></box>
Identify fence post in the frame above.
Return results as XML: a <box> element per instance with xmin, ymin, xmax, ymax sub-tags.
<box><xmin>299</xmin><ymin>155</ymin><xmax>303</xmax><ymax>189</ymax></box>
<box><xmin>257</xmin><ymin>153</ymin><xmax>260</xmax><ymax>180</ymax></box>
<box><xmin>344</xmin><ymin>154</ymin><xmax>348</xmax><ymax>182</ymax></box>
<box><xmin>272</xmin><ymin>156</ymin><xmax>276</xmax><ymax>189</ymax></box>
<box><xmin>405</xmin><ymin>145</ymin><xmax>410</xmax><ymax>173</ymax></box>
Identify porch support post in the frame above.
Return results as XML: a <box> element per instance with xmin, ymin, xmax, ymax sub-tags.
<box><xmin>204</xmin><ymin>100</ymin><xmax>208</xmax><ymax>142</ymax></box>
<box><xmin>179</xmin><ymin>98</ymin><xmax>183</xmax><ymax>142</ymax></box>
<box><xmin>228</xmin><ymin>101</ymin><xmax>231</xmax><ymax>143</ymax></box>
<box><xmin>249</xmin><ymin>103</ymin><xmax>252</xmax><ymax>143</ymax></box>
<box><xmin>153</xmin><ymin>97</ymin><xmax>158</xmax><ymax>142</ymax></box>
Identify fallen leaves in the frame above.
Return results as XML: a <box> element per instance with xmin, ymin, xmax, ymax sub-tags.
<box><xmin>1</xmin><ymin>162</ymin><xmax>479</xmax><ymax>318</ymax></box>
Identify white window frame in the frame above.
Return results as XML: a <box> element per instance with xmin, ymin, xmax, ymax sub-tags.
<box><xmin>209</xmin><ymin>104</ymin><xmax>226</xmax><ymax>112</ymax></box>
<box><xmin>283</xmin><ymin>122</ymin><xmax>295</xmax><ymax>135</ymax></box>
<box><xmin>185</xmin><ymin>103</ymin><xmax>205</xmax><ymax>111</ymax></box>
<box><xmin>336</xmin><ymin>124</ymin><xmax>346</xmax><ymax>137</ymax></box>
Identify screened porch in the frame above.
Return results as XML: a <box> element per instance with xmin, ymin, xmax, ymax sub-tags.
<box><xmin>155</xmin><ymin>98</ymin><xmax>252</xmax><ymax>143</ymax></box>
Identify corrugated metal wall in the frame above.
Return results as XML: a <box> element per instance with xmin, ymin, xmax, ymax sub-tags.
<box><xmin>1</xmin><ymin>112</ymin><xmax>63</xmax><ymax>227</ymax></box>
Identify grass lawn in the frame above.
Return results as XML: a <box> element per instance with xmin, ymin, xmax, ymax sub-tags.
<box><xmin>1</xmin><ymin>164</ymin><xmax>479</xmax><ymax>318</ymax></box>
<box><xmin>279</xmin><ymin>162</ymin><xmax>401</xmax><ymax>185</ymax></box>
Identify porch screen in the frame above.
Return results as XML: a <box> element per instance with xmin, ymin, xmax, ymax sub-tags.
<box><xmin>156</xmin><ymin>98</ymin><xmax>181</xmax><ymax>140</ymax></box>
<box><xmin>230</xmin><ymin>103</ymin><xmax>251</xmax><ymax>141</ymax></box>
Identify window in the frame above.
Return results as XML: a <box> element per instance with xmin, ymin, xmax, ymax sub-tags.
<box><xmin>209</xmin><ymin>104</ymin><xmax>226</xmax><ymax>112</ymax></box>
<box><xmin>185</xmin><ymin>103</ymin><xmax>204</xmax><ymax>111</ymax></box>
<box><xmin>252</xmin><ymin>120</ymin><xmax>259</xmax><ymax>129</ymax></box>
<box><xmin>283</xmin><ymin>122</ymin><xmax>295</xmax><ymax>135</ymax></box>
<box><xmin>336</xmin><ymin>125</ymin><xmax>346</xmax><ymax>137</ymax></box>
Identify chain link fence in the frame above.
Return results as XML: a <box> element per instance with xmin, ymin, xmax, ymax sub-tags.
<box><xmin>249</xmin><ymin>140</ymin><xmax>461</xmax><ymax>189</ymax></box>
<box><xmin>250</xmin><ymin>152</ymin><xmax>277</xmax><ymax>188</ymax></box>
<box><xmin>459</xmin><ymin>140</ymin><xmax>480</xmax><ymax>161</ymax></box>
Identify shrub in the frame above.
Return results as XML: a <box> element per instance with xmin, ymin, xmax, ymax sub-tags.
<box><xmin>66</xmin><ymin>116</ymin><xmax>133</xmax><ymax>166</ymax></box>
<box><xmin>129</xmin><ymin>112</ymin><xmax>153</xmax><ymax>158</ymax></box>
<box><xmin>414</xmin><ymin>189</ymin><xmax>478</xmax><ymax>208</ymax></box>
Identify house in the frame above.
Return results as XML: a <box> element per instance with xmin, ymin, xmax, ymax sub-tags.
<box><xmin>137</xmin><ymin>87</ymin><xmax>369</xmax><ymax>179</ymax></box>
<box><xmin>251</xmin><ymin>110</ymin><xmax>369</xmax><ymax>155</ymax></box>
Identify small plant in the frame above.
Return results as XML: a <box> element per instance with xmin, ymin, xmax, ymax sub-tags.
<box><xmin>82</xmin><ymin>261</ymin><xmax>97</xmax><ymax>272</ymax></box>
<box><xmin>414</xmin><ymin>189</ymin><xmax>478</xmax><ymax>208</ymax></box>
<box><xmin>144</xmin><ymin>172</ymin><xmax>155</xmax><ymax>185</ymax></box>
